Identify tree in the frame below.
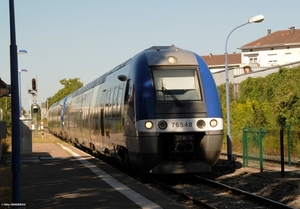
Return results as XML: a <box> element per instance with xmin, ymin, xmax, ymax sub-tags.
<box><xmin>47</xmin><ymin>78</ymin><xmax>83</xmax><ymax>108</ymax></box>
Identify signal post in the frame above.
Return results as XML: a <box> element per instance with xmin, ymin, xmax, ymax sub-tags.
<box><xmin>28</xmin><ymin>78</ymin><xmax>38</xmax><ymax>137</ymax></box>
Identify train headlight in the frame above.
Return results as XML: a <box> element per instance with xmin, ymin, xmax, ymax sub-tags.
<box><xmin>167</xmin><ymin>56</ymin><xmax>177</xmax><ymax>64</ymax></box>
<box><xmin>158</xmin><ymin>120</ymin><xmax>167</xmax><ymax>130</ymax></box>
<box><xmin>196</xmin><ymin>119</ymin><xmax>206</xmax><ymax>129</ymax></box>
<box><xmin>145</xmin><ymin>121</ymin><xmax>153</xmax><ymax>129</ymax></box>
<box><xmin>210</xmin><ymin>119</ymin><xmax>218</xmax><ymax>127</ymax></box>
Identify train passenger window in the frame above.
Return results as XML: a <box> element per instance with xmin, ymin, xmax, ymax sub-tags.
<box><xmin>152</xmin><ymin>68</ymin><xmax>201</xmax><ymax>101</ymax></box>
<box><xmin>117</xmin><ymin>84</ymin><xmax>123</xmax><ymax>115</ymax></box>
<box><xmin>124</xmin><ymin>79</ymin><xmax>131</xmax><ymax>103</ymax></box>
<box><xmin>109</xmin><ymin>88</ymin><xmax>115</xmax><ymax>118</ymax></box>
<box><xmin>105</xmin><ymin>90</ymin><xmax>111</xmax><ymax>117</ymax></box>
<box><xmin>112</xmin><ymin>86</ymin><xmax>119</xmax><ymax>118</ymax></box>
<box><xmin>117</xmin><ymin>84</ymin><xmax>124</xmax><ymax>106</ymax></box>
<box><xmin>100</xmin><ymin>108</ymin><xmax>104</xmax><ymax>136</ymax></box>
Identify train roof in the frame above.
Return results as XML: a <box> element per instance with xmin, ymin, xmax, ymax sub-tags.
<box><xmin>144</xmin><ymin>45</ymin><xmax>179</xmax><ymax>51</ymax></box>
<box><xmin>70</xmin><ymin>45</ymin><xmax>186</xmax><ymax>98</ymax></box>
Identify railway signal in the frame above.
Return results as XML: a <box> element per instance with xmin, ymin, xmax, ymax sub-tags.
<box><xmin>32</xmin><ymin>78</ymin><xmax>37</xmax><ymax>91</ymax></box>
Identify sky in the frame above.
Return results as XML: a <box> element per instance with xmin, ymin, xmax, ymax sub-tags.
<box><xmin>0</xmin><ymin>0</ymin><xmax>299</xmax><ymax>112</ymax></box>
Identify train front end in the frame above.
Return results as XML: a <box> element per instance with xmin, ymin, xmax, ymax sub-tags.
<box><xmin>128</xmin><ymin>46</ymin><xmax>223</xmax><ymax>174</ymax></box>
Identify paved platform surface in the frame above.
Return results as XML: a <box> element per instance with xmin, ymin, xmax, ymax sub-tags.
<box><xmin>2</xmin><ymin>141</ymin><xmax>299</xmax><ymax>208</ymax></box>
<box><xmin>2</xmin><ymin>142</ymin><xmax>184</xmax><ymax>209</ymax></box>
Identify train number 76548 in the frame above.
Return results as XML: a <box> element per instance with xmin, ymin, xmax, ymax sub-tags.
<box><xmin>171</xmin><ymin>122</ymin><xmax>193</xmax><ymax>128</ymax></box>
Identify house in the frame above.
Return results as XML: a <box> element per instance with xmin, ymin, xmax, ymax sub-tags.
<box><xmin>201</xmin><ymin>27</ymin><xmax>300</xmax><ymax>86</ymax></box>
<box><xmin>201</xmin><ymin>53</ymin><xmax>241</xmax><ymax>73</ymax></box>
<box><xmin>240</xmin><ymin>26</ymin><xmax>300</xmax><ymax>67</ymax></box>
<box><xmin>0</xmin><ymin>78</ymin><xmax>10</xmax><ymax>98</ymax></box>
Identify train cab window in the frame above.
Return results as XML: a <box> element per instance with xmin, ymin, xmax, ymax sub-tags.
<box><xmin>153</xmin><ymin>68</ymin><xmax>201</xmax><ymax>101</ymax></box>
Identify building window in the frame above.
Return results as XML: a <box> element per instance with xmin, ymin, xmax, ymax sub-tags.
<box><xmin>249</xmin><ymin>57</ymin><xmax>258</xmax><ymax>63</ymax></box>
<box><xmin>285</xmin><ymin>53</ymin><xmax>292</xmax><ymax>63</ymax></box>
<box><xmin>243</xmin><ymin>53</ymin><xmax>259</xmax><ymax>64</ymax></box>
<box><xmin>268</xmin><ymin>54</ymin><xmax>277</xmax><ymax>64</ymax></box>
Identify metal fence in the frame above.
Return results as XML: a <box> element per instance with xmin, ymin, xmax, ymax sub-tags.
<box><xmin>242</xmin><ymin>125</ymin><xmax>300</xmax><ymax>172</ymax></box>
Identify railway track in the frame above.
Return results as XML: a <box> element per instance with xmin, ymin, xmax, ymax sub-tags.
<box><xmin>196</xmin><ymin>175</ymin><xmax>293</xmax><ymax>208</ymax></box>
<box><xmin>55</xmin><ymin>136</ymin><xmax>300</xmax><ymax>208</ymax></box>
<box><xmin>145</xmin><ymin>174</ymin><xmax>294</xmax><ymax>209</ymax></box>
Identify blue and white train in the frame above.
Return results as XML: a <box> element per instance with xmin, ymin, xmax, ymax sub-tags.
<box><xmin>48</xmin><ymin>46</ymin><xmax>223</xmax><ymax>174</ymax></box>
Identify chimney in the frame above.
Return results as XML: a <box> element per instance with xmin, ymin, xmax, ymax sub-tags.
<box><xmin>209</xmin><ymin>53</ymin><xmax>212</xmax><ymax>58</ymax></box>
<box><xmin>267</xmin><ymin>29</ymin><xmax>271</xmax><ymax>35</ymax></box>
<box><xmin>289</xmin><ymin>26</ymin><xmax>295</xmax><ymax>33</ymax></box>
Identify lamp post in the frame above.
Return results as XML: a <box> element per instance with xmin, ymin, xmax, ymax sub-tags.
<box><xmin>9</xmin><ymin>0</ymin><xmax>22</xmax><ymax>203</ymax></box>
<box><xmin>225</xmin><ymin>15</ymin><xmax>264</xmax><ymax>161</ymax></box>
<box><xmin>19</xmin><ymin>69</ymin><xmax>28</xmax><ymax>117</ymax></box>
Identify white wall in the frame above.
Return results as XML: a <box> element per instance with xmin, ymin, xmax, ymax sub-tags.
<box><xmin>242</xmin><ymin>45</ymin><xmax>300</xmax><ymax>67</ymax></box>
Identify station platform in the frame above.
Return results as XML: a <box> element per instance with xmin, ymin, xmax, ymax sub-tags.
<box><xmin>2</xmin><ymin>141</ymin><xmax>184</xmax><ymax>209</ymax></box>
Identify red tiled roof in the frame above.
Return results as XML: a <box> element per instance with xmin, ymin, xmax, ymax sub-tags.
<box><xmin>0</xmin><ymin>78</ymin><xmax>8</xmax><ymax>96</ymax></box>
<box><xmin>201</xmin><ymin>53</ymin><xmax>241</xmax><ymax>66</ymax></box>
<box><xmin>0</xmin><ymin>78</ymin><xmax>7</xmax><ymax>88</ymax></box>
<box><xmin>241</xmin><ymin>27</ymin><xmax>300</xmax><ymax>49</ymax></box>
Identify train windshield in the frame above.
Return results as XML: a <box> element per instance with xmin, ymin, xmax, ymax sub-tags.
<box><xmin>152</xmin><ymin>68</ymin><xmax>202</xmax><ymax>102</ymax></box>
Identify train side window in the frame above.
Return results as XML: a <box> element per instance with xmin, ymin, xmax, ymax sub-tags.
<box><xmin>105</xmin><ymin>90</ymin><xmax>111</xmax><ymax>117</ymax></box>
<box><xmin>109</xmin><ymin>88</ymin><xmax>115</xmax><ymax>118</ymax></box>
<box><xmin>114</xmin><ymin>86</ymin><xmax>119</xmax><ymax>106</ymax></box>
<box><xmin>117</xmin><ymin>84</ymin><xmax>124</xmax><ymax>109</ymax></box>
<box><xmin>124</xmin><ymin>79</ymin><xmax>131</xmax><ymax>103</ymax></box>
<box><xmin>106</xmin><ymin>90</ymin><xmax>111</xmax><ymax>107</ymax></box>
<box><xmin>100</xmin><ymin>108</ymin><xmax>104</xmax><ymax>136</ymax></box>
<box><xmin>112</xmin><ymin>86</ymin><xmax>119</xmax><ymax>118</ymax></box>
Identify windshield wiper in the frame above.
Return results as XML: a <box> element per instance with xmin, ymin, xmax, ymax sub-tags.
<box><xmin>161</xmin><ymin>87</ymin><xmax>185</xmax><ymax>107</ymax></box>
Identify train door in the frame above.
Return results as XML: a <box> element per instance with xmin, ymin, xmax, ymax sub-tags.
<box><xmin>89</xmin><ymin>86</ymin><xmax>99</xmax><ymax>148</ymax></box>
<box><xmin>79</xmin><ymin>95</ymin><xmax>84</xmax><ymax>138</ymax></box>
<box><xmin>61</xmin><ymin>96</ymin><xmax>68</xmax><ymax>139</ymax></box>
<box><xmin>100</xmin><ymin>108</ymin><xmax>104</xmax><ymax>136</ymax></box>
<box><xmin>116</xmin><ymin>83</ymin><xmax>124</xmax><ymax>133</ymax></box>
<box><xmin>112</xmin><ymin>86</ymin><xmax>118</xmax><ymax>119</ymax></box>
<box><xmin>94</xmin><ymin>86</ymin><xmax>105</xmax><ymax>153</ymax></box>
<box><xmin>105</xmin><ymin>89</ymin><xmax>112</xmax><ymax>138</ymax></box>
<box><xmin>123</xmin><ymin>79</ymin><xmax>135</xmax><ymax>136</ymax></box>
<box><xmin>68</xmin><ymin>101</ymin><xmax>75</xmax><ymax>142</ymax></box>
<box><xmin>72</xmin><ymin>96</ymin><xmax>81</xmax><ymax>143</ymax></box>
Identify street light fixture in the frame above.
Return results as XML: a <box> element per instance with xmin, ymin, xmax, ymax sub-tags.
<box><xmin>19</xmin><ymin>69</ymin><xmax>28</xmax><ymax>117</ymax></box>
<box><xmin>17</xmin><ymin>49</ymin><xmax>28</xmax><ymax>54</ymax></box>
<box><xmin>225</xmin><ymin>14</ymin><xmax>264</xmax><ymax>161</ymax></box>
